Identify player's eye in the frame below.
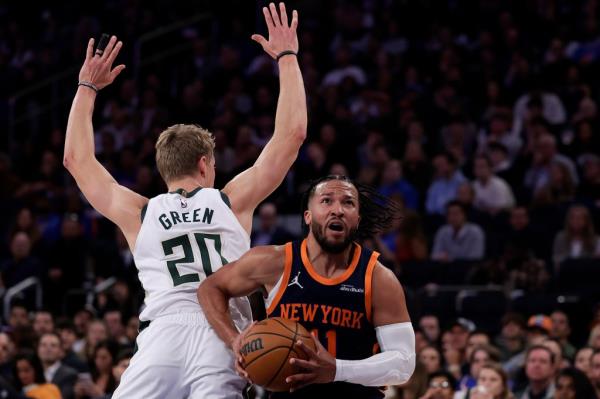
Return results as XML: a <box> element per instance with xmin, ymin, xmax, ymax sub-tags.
<box><xmin>321</xmin><ymin>198</ymin><xmax>331</xmax><ymax>204</ymax></box>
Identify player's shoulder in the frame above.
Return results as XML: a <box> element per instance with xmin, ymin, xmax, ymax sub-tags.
<box><xmin>372</xmin><ymin>261</ymin><xmax>403</xmax><ymax>289</ymax></box>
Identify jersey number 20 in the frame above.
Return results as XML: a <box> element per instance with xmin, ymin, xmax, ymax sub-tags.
<box><xmin>161</xmin><ymin>233</ymin><xmax>228</xmax><ymax>286</ymax></box>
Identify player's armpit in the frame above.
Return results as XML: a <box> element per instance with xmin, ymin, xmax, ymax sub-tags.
<box><xmin>370</xmin><ymin>263</ymin><xmax>411</xmax><ymax>327</ymax></box>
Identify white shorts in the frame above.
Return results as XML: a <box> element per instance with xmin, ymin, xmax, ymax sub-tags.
<box><xmin>112</xmin><ymin>312</ymin><xmax>245</xmax><ymax>399</ymax></box>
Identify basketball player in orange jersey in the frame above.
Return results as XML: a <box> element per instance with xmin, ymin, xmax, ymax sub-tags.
<box><xmin>198</xmin><ymin>175</ymin><xmax>416</xmax><ymax>398</ymax></box>
<box><xmin>65</xmin><ymin>3</ymin><xmax>306</xmax><ymax>398</ymax></box>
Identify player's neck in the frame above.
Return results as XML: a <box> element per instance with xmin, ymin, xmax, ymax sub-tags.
<box><xmin>305</xmin><ymin>235</ymin><xmax>354</xmax><ymax>277</ymax></box>
<box><xmin>167</xmin><ymin>176</ymin><xmax>209</xmax><ymax>194</ymax></box>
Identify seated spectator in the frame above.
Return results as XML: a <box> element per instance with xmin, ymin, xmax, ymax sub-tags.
<box><xmin>524</xmin><ymin>134</ymin><xmax>578</xmax><ymax>195</ymax></box>
<box><xmin>466</xmin><ymin>331</ymin><xmax>493</xmax><ymax>361</ymax></box>
<box><xmin>419</xmin><ymin>345</ymin><xmax>443</xmax><ymax>375</ymax></box>
<box><xmin>457</xmin><ymin>362</ymin><xmax>514</xmax><ymax>399</ymax></box>
<box><xmin>378</xmin><ymin>159</ymin><xmax>419</xmax><ymax>210</ymax></box>
<box><xmin>554</xmin><ymin>367</ymin><xmax>597</xmax><ymax>399</ymax></box>
<box><xmin>250</xmin><ymin>202</ymin><xmax>295</xmax><ymax>246</ymax></box>
<box><xmin>495</xmin><ymin>313</ymin><xmax>527</xmax><ymax>363</ymax></box>
<box><xmin>392</xmin><ymin>211</ymin><xmax>428</xmax><ymax>263</ymax></box>
<box><xmin>431</xmin><ymin>201</ymin><xmax>485</xmax><ymax>261</ymax></box>
<box><xmin>553</xmin><ymin>205</ymin><xmax>600</xmax><ymax>266</ymax></box>
<box><xmin>419</xmin><ymin>315</ymin><xmax>441</xmax><ymax>346</ymax></box>
<box><xmin>516</xmin><ymin>345</ymin><xmax>556</xmax><ymax>399</ymax></box>
<box><xmin>472</xmin><ymin>155</ymin><xmax>515</xmax><ymax>214</ymax></box>
<box><xmin>502</xmin><ymin>207</ymin><xmax>546</xmax><ymax>263</ymax></box>
<box><xmin>403</xmin><ymin>140</ymin><xmax>433</xmax><ymax>202</ymax></box>
<box><xmin>37</xmin><ymin>333</ymin><xmax>77</xmax><ymax>399</ymax></box>
<box><xmin>55</xmin><ymin>320</ymin><xmax>88</xmax><ymax>373</ymax></box>
<box><xmin>75</xmin><ymin>340</ymin><xmax>119</xmax><ymax>398</ymax></box>
<box><xmin>591</xmin><ymin>350</ymin><xmax>600</xmax><ymax>398</ymax></box>
<box><xmin>573</xmin><ymin>347</ymin><xmax>593</xmax><ymax>377</ymax></box>
<box><xmin>477</xmin><ymin>112</ymin><xmax>523</xmax><ymax>161</ymax></box>
<box><xmin>426</xmin><ymin>152</ymin><xmax>466</xmax><ymax>216</ymax></box>
<box><xmin>458</xmin><ymin>345</ymin><xmax>501</xmax><ymax>392</ymax></box>
<box><xmin>80</xmin><ymin>321</ymin><xmax>108</xmax><ymax>363</ymax></box>
<box><xmin>577</xmin><ymin>154</ymin><xmax>600</xmax><ymax>206</ymax></box>
<box><xmin>550</xmin><ymin>310</ymin><xmax>576</xmax><ymax>361</ymax></box>
<box><xmin>419</xmin><ymin>370</ymin><xmax>456</xmax><ymax>399</ymax></box>
<box><xmin>1</xmin><ymin>232</ymin><xmax>43</xmax><ymax>293</ymax></box>
<box><xmin>533</xmin><ymin>161</ymin><xmax>576</xmax><ymax>207</ymax></box>
<box><xmin>13</xmin><ymin>351</ymin><xmax>61</xmax><ymax>399</ymax></box>
<box><xmin>33</xmin><ymin>312</ymin><xmax>54</xmax><ymax>338</ymax></box>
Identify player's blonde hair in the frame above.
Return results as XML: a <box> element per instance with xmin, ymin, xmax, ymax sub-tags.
<box><xmin>155</xmin><ymin>124</ymin><xmax>215</xmax><ymax>183</ymax></box>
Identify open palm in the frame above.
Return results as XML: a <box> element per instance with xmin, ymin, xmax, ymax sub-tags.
<box><xmin>252</xmin><ymin>2</ymin><xmax>299</xmax><ymax>59</ymax></box>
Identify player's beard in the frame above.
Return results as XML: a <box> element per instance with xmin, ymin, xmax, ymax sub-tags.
<box><xmin>311</xmin><ymin>219</ymin><xmax>357</xmax><ymax>254</ymax></box>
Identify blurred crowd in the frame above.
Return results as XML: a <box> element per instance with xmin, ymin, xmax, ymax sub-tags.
<box><xmin>1</xmin><ymin>0</ymin><xmax>600</xmax><ymax>398</ymax></box>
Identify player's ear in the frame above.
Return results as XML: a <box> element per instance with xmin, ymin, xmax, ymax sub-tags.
<box><xmin>303</xmin><ymin>210</ymin><xmax>311</xmax><ymax>226</ymax></box>
<box><xmin>198</xmin><ymin>156</ymin><xmax>207</xmax><ymax>177</ymax></box>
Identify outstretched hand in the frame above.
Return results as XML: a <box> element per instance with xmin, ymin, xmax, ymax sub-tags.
<box><xmin>252</xmin><ymin>2</ymin><xmax>299</xmax><ymax>59</ymax></box>
<box><xmin>286</xmin><ymin>335</ymin><xmax>336</xmax><ymax>392</ymax></box>
<box><xmin>78</xmin><ymin>35</ymin><xmax>126</xmax><ymax>90</ymax></box>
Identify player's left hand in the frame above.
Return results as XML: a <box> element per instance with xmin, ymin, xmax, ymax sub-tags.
<box><xmin>286</xmin><ymin>335</ymin><xmax>336</xmax><ymax>392</ymax></box>
<box><xmin>78</xmin><ymin>35</ymin><xmax>126</xmax><ymax>90</ymax></box>
<box><xmin>251</xmin><ymin>2</ymin><xmax>299</xmax><ymax>59</ymax></box>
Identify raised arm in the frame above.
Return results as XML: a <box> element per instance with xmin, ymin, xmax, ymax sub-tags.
<box><xmin>64</xmin><ymin>36</ymin><xmax>147</xmax><ymax>249</ymax></box>
<box><xmin>222</xmin><ymin>3</ymin><xmax>307</xmax><ymax>233</ymax></box>
<box><xmin>197</xmin><ymin>245</ymin><xmax>285</xmax><ymax>348</ymax></box>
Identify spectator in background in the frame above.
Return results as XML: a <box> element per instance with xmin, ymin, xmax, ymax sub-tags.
<box><xmin>472</xmin><ymin>155</ymin><xmax>515</xmax><ymax>214</ymax></box>
<box><xmin>577</xmin><ymin>154</ymin><xmax>600</xmax><ymax>207</ymax></box>
<box><xmin>554</xmin><ymin>367</ymin><xmax>597</xmax><ymax>399</ymax></box>
<box><xmin>37</xmin><ymin>332</ymin><xmax>77</xmax><ymax>399</ymax></box>
<box><xmin>517</xmin><ymin>345</ymin><xmax>556</xmax><ymax>399</ymax></box>
<box><xmin>102</xmin><ymin>311</ymin><xmax>127</xmax><ymax>346</ymax></box>
<box><xmin>80</xmin><ymin>321</ymin><xmax>107</xmax><ymax>363</ymax></box>
<box><xmin>403</xmin><ymin>140</ymin><xmax>432</xmax><ymax>202</ymax></box>
<box><xmin>591</xmin><ymin>350</ymin><xmax>600</xmax><ymax>399</ymax></box>
<box><xmin>502</xmin><ymin>207</ymin><xmax>546</xmax><ymax>262</ymax></box>
<box><xmin>496</xmin><ymin>313</ymin><xmax>527</xmax><ymax>363</ymax></box>
<box><xmin>457</xmin><ymin>362</ymin><xmax>514</xmax><ymax>399</ymax></box>
<box><xmin>426</xmin><ymin>153</ymin><xmax>466</xmax><ymax>216</ymax></box>
<box><xmin>419</xmin><ymin>370</ymin><xmax>456</xmax><ymax>399</ymax></box>
<box><xmin>1</xmin><ymin>232</ymin><xmax>42</xmax><ymax>293</ymax></box>
<box><xmin>418</xmin><ymin>346</ymin><xmax>443</xmax><ymax>375</ymax></box>
<box><xmin>542</xmin><ymin>339</ymin><xmax>566</xmax><ymax>374</ymax></box>
<box><xmin>55</xmin><ymin>321</ymin><xmax>87</xmax><ymax>373</ymax></box>
<box><xmin>553</xmin><ymin>205</ymin><xmax>600</xmax><ymax>266</ymax></box>
<box><xmin>431</xmin><ymin>201</ymin><xmax>485</xmax><ymax>261</ymax></box>
<box><xmin>250</xmin><ymin>202</ymin><xmax>295</xmax><ymax>246</ymax></box>
<box><xmin>477</xmin><ymin>112</ymin><xmax>522</xmax><ymax>161</ymax></box>
<box><xmin>524</xmin><ymin>134</ymin><xmax>578</xmax><ymax>195</ymax></box>
<box><xmin>379</xmin><ymin>159</ymin><xmax>419</xmax><ymax>210</ymax></box>
<box><xmin>533</xmin><ymin>162</ymin><xmax>576</xmax><ymax>208</ymax></box>
<box><xmin>550</xmin><ymin>310</ymin><xmax>576</xmax><ymax>361</ymax></box>
<box><xmin>459</xmin><ymin>345</ymin><xmax>501</xmax><ymax>392</ymax></box>
<box><xmin>33</xmin><ymin>312</ymin><xmax>54</xmax><ymax>338</ymax></box>
<box><xmin>13</xmin><ymin>351</ymin><xmax>62</xmax><ymax>399</ymax></box>
<box><xmin>419</xmin><ymin>315</ymin><xmax>441</xmax><ymax>346</ymax></box>
<box><xmin>573</xmin><ymin>347</ymin><xmax>593</xmax><ymax>377</ymax></box>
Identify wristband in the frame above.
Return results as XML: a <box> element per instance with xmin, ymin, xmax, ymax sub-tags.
<box><xmin>78</xmin><ymin>81</ymin><xmax>99</xmax><ymax>93</ymax></box>
<box><xmin>276</xmin><ymin>50</ymin><xmax>297</xmax><ymax>62</ymax></box>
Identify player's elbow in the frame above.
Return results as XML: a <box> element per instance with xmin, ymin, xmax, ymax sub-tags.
<box><xmin>388</xmin><ymin>351</ymin><xmax>416</xmax><ymax>385</ymax></box>
<box><xmin>291</xmin><ymin>124</ymin><xmax>307</xmax><ymax>145</ymax></box>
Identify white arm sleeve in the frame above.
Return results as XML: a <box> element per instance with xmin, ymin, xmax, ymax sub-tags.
<box><xmin>333</xmin><ymin>322</ymin><xmax>416</xmax><ymax>386</ymax></box>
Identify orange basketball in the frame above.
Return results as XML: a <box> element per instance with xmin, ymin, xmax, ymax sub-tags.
<box><xmin>239</xmin><ymin>317</ymin><xmax>316</xmax><ymax>392</ymax></box>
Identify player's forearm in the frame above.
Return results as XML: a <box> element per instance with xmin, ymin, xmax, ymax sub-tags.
<box><xmin>64</xmin><ymin>87</ymin><xmax>97</xmax><ymax>170</ymax></box>
<box><xmin>335</xmin><ymin>322</ymin><xmax>416</xmax><ymax>386</ymax></box>
<box><xmin>197</xmin><ymin>281</ymin><xmax>239</xmax><ymax>348</ymax></box>
<box><xmin>274</xmin><ymin>56</ymin><xmax>307</xmax><ymax>143</ymax></box>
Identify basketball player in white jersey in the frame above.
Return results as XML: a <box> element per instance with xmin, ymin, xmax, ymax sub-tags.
<box><xmin>64</xmin><ymin>3</ymin><xmax>305</xmax><ymax>398</ymax></box>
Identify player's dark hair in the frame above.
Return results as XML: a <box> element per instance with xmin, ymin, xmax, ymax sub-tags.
<box><xmin>300</xmin><ymin>175</ymin><xmax>402</xmax><ymax>239</ymax></box>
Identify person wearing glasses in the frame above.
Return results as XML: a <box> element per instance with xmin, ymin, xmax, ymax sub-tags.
<box><xmin>420</xmin><ymin>370</ymin><xmax>456</xmax><ymax>399</ymax></box>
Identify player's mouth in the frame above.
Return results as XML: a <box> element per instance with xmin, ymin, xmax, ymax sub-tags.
<box><xmin>326</xmin><ymin>220</ymin><xmax>345</xmax><ymax>235</ymax></box>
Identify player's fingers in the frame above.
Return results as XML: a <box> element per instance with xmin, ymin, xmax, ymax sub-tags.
<box><xmin>296</xmin><ymin>340</ymin><xmax>317</xmax><ymax>358</ymax></box>
<box><xmin>251</xmin><ymin>34</ymin><xmax>268</xmax><ymax>48</ymax></box>
<box><xmin>289</xmin><ymin>357</ymin><xmax>313</xmax><ymax>369</ymax></box>
<box><xmin>85</xmin><ymin>38</ymin><xmax>94</xmax><ymax>61</ymax></box>
<box><xmin>262</xmin><ymin>7</ymin><xmax>275</xmax><ymax>31</ymax></box>
<box><xmin>110</xmin><ymin>64</ymin><xmax>126</xmax><ymax>80</ymax></box>
<box><xmin>107</xmin><ymin>41</ymin><xmax>123</xmax><ymax>65</ymax></box>
<box><xmin>291</xmin><ymin>10</ymin><xmax>298</xmax><ymax>31</ymax></box>
<box><xmin>286</xmin><ymin>372</ymin><xmax>313</xmax><ymax>384</ymax></box>
<box><xmin>279</xmin><ymin>2</ymin><xmax>288</xmax><ymax>27</ymax></box>
<box><xmin>101</xmin><ymin>36</ymin><xmax>117</xmax><ymax>61</ymax></box>
<box><xmin>269</xmin><ymin>3</ymin><xmax>280</xmax><ymax>27</ymax></box>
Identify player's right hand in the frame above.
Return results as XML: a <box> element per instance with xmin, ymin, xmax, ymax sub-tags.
<box><xmin>231</xmin><ymin>322</ymin><xmax>256</xmax><ymax>382</ymax></box>
<box><xmin>78</xmin><ymin>35</ymin><xmax>126</xmax><ymax>90</ymax></box>
<box><xmin>251</xmin><ymin>2</ymin><xmax>299</xmax><ymax>59</ymax></box>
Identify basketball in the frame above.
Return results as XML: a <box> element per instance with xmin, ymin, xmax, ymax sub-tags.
<box><xmin>239</xmin><ymin>317</ymin><xmax>316</xmax><ymax>392</ymax></box>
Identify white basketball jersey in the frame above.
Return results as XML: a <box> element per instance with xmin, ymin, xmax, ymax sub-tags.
<box><xmin>133</xmin><ymin>187</ymin><xmax>252</xmax><ymax>329</ymax></box>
